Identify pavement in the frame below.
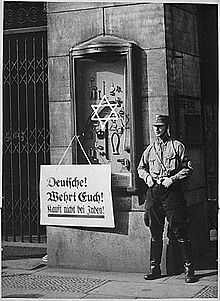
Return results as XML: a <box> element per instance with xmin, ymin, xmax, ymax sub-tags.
<box><xmin>1</xmin><ymin>254</ymin><xmax>218</xmax><ymax>300</ymax></box>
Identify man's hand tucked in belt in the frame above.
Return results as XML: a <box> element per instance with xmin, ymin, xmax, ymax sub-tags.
<box><xmin>161</xmin><ymin>177</ymin><xmax>173</xmax><ymax>188</ymax></box>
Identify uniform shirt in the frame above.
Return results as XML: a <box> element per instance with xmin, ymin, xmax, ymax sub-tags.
<box><xmin>137</xmin><ymin>135</ymin><xmax>193</xmax><ymax>183</ymax></box>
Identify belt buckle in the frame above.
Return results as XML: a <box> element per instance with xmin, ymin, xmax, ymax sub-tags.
<box><xmin>156</xmin><ymin>179</ymin><xmax>162</xmax><ymax>185</ymax></box>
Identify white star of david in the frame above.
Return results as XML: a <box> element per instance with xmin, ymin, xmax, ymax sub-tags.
<box><xmin>91</xmin><ymin>95</ymin><xmax>119</xmax><ymax>130</ymax></box>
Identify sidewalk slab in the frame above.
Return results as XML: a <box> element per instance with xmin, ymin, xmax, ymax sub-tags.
<box><xmin>83</xmin><ymin>280</ymin><xmax>206</xmax><ymax>299</ymax></box>
<box><xmin>2</xmin><ymin>288</ymin><xmax>86</xmax><ymax>300</ymax></box>
<box><xmin>162</xmin><ymin>269</ymin><xmax>218</xmax><ymax>285</ymax></box>
<box><xmin>37</xmin><ymin>267</ymin><xmax>169</xmax><ymax>283</ymax></box>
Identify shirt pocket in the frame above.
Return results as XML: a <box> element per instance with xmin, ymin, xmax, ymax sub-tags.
<box><xmin>149</xmin><ymin>158</ymin><xmax>160</xmax><ymax>174</ymax></box>
<box><xmin>165</xmin><ymin>154</ymin><xmax>177</xmax><ymax>171</ymax></box>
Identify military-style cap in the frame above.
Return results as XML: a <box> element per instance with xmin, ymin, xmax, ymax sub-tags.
<box><xmin>152</xmin><ymin>114</ymin><xmax>169</xmax><ymax>126</ymax></box>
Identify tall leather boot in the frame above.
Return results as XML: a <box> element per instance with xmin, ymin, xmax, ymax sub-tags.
<box><xmin>144</xmin><ymin>240</ymin><xmax>163</xmax><ymax>280</ymax></box>
<box><xmin>178</xmin><ymin>240</ymin><xmax>196</xmax><ymax>283</ymax></box>
<box><xmin>166</xmin><ymin>239</ymin><xmax>183</xmax><ymax>275</ymax></box>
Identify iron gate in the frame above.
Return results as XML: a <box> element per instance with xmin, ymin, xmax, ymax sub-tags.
<box><xmin>2</xmin><ymin>30</ymin><xmax>50</xmax><ymax>243</ymax></box>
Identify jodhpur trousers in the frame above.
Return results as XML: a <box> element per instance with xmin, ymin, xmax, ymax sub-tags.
<box><xmin>144</xmin><ymin>183</ymin><xmax>189</xmax><ymax>243</ymax></box>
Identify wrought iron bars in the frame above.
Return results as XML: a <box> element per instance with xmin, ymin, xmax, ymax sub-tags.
<box><xmin>2</xmin><ymin>31</ymin><xmax>49</xmax><ymax>243</ymax></box>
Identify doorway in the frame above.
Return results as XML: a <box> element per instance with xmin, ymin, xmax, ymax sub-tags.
<box><xmin>2</xmin><ymin>2</ymin><xmax>49</xmax><ymax>243</ymax></box>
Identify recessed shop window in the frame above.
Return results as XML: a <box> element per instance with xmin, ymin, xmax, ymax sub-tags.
<box><xmin>69</xmin><ymin>35</ymin><xmax>141</xmax><ymax>192</ymax></box>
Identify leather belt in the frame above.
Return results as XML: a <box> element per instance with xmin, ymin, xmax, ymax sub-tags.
<box><xmin>155</xmin><ymin>178</ymin><xmax>164</xmax><ymax>185</ymax></box>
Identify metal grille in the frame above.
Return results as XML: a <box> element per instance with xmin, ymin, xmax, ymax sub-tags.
<box><xmin>4</xmin><ymin>2</ymin><xmax>47</xmax><ymax>30</ymax></box>
<box><xmin>2</xmin><ymin>274</ymin><xmax>108</xmax><ymax>294</ymax></box>
<box><xmin>194</xmin><ymin>285</ymin><xmax>218</xmax><ymax>298</ymax></box>
<box><xmin>2</xmin><ymin>30</ymin><xmax>49</xmax><ymax>243</ymax></box>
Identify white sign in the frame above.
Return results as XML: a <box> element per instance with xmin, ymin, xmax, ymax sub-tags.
<box><xmin>40</xmin><ymin>164</ymin><xmax>115</xmax><ymax>228</ymax></box>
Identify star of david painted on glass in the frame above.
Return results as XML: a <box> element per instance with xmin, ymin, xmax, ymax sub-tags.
<box><xmin>91</xmin><ymin>95</ymin><xmax>119</xmax><ymax>130</ymax></box>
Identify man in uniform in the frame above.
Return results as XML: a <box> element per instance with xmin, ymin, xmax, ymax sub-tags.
<box><xmin>137</xmin><ymin>114</ymin><xmax>195</xmax><ymax>283</ymax></box>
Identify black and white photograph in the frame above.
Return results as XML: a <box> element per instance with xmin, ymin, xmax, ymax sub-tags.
<box><xmin>1</xmin><ymin>0</ymin><xmax>218</xmax><ymax>299</ymax></box>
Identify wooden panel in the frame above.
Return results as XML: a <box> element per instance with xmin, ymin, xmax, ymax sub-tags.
<box><xmin>48</xmin><ymin>57</ymin><xmax>70</xmax><ymax>102</ymax></box>
<box><xmin>165</xmin><ymin>6</ymin><xmax>199</xmax><ymax>55</ymax></box>
<box><xmin>183</xmin><ymin>54</ymin><xmax>201</xmax><ymax>97</ymax></box>
<box><xmin>166</xmin><ymin>50</ymin><xmax>201</xmax><ymax>98</ymax></box>
<box><xmin>48</xmin><ymin>9</ymin><xmax>103</xmax><ymax>57</ymax></box>
<box><xmin>167</xmin><ymin>50</ymin><xmax>201</xmax><ymax>97</ymax></box>
<box><xmin>186</xmin><ymin>147</ymin><xmax>206</xmax><ymax>189</ymax></box>
<box><xmin>49</xmin><ymin>102</ymin><xmax>72</xmax><ymax>147</ymax></box>
<box><xmin>105</xmin><ymin>3</ymin><xmax>165</xmax><ymax>49</ymax></box>
<box><xmin>173</xmin><ymin>4</ymin><xmax>198</xmax><ymax>14</ymax></box>
<box><xmin>166</xmin><ymin>50</ymin><xmax>183</xmax><ymax>97</ymax></box>
<box><xmin>186</xmin><ymin>188</ymin><xmax>206</xmax><ymax>207</ymax></box>
<box><xmin>47</xmin><ymin>2</ymin><xmax>122</xmax><ymax>13</ymax></box>
<box><xmin>146</xmin><ymin>48</ymin><xmax>168</xmax><ymax>97</ymax></box>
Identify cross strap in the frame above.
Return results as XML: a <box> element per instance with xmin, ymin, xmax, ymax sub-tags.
<box><xmin>171</xmin><ymin>139</ymin><xmax>181</xmax><ymax>165</ymax></box>
<box><xmin>153</xmin><ymin>142</ymin><xmax>168</xmax><ymax>172</ymax></box>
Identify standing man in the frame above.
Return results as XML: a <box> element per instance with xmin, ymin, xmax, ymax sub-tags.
<box><xmin>137</xmin><ymin>114</ymin><xmax>195</xmax><ymax>283</ymax></box>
